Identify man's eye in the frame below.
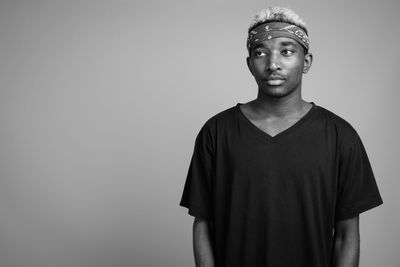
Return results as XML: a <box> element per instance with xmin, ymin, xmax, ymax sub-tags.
<box><xmin>282</xmin><ymin>50</ymin><xmax>294</xmax><ymax>56</ymax></box>
<box><xmin>255</xmin><ymin>51</ymin><xmax>266</xmax><ymax>56</ymax></box>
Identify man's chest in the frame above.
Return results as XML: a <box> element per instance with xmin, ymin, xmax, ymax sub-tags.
<box><xmin>216</xmin><ymin>123</ymin><xmax>338</xmax><ymax>184</ymax></box>
<box><xmin>213</xmin><ymin>124</ymin><xmax>339</xmax><ymax>220</ymax></box>
<box><xmin>250</xmin><ymin>117</ymin><xmax>303</xmax><ymax>137</ymax></box>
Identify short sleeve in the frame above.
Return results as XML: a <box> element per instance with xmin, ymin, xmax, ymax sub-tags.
<box><xmin>335</xmin><ymin>130</ymin><xmax>383</xmax><ymax>221</ymax></box>
<box><xmin>180</xmin><ymin>123</ymin><xmax>214</xmax><ymax>220</ymax></box>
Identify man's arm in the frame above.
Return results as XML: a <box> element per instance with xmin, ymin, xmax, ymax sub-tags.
<box><xmin>331</xmin><ymin>215</ymin><xmax>360</xmax><ymax>267</ymax></box>
<box><xmin>193</xmin><ymin>217</ymin><xmax>215</xmax><ymax>267</ymax></box>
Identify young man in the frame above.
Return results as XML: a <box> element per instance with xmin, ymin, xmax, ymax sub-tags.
<box><xmin>180</xmin><ymin>6</ymin><xmax>383</xmax><ymax>267</ymax></box>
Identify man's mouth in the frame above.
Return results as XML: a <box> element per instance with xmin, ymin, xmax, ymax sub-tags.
<box><xmin>265</xmin><ymin>79</ymin><xmax>285</xmax><ymax>86</ymax></box>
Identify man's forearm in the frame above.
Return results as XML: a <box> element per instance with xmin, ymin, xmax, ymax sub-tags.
<box><xmin>331</xmin><ymin>236</ymin><xmax>359</xmax><ymax>267</ymax></box>
<box><xmin>193</xmin><ymin>217</ymin><xmax>215</xmax><ymax>267</ymax></box>
<box><xmin>331</xmin><ymin>216</ymin><xmax>360</xmax><ymax>267</ymax></box>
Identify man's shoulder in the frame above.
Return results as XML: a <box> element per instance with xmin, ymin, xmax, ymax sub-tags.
<box><xmin>202</xmin><ymin>104</ymin><xmax>239</xmax><ymax>128</ymax></box>
<box><xmin>194</xmin><ymin>105</ymin><xmax>238</xmax><ymax>145</ymax></box>
<box><xmin>315</xmin><ymin>104</ymin><xmax>360</xmax><ymax>140</ymax></box>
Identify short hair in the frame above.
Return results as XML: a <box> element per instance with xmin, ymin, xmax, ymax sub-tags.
<box><xmin>248</xmin><ymin>6</ymin><xmax>308</xmax><ymax>35</ymax></box>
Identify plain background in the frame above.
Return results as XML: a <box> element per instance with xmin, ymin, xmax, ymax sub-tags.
<box><xmin>0</xmin><ymin>0</ymin><xmax>399</xmax><ymax>266</ymax></box>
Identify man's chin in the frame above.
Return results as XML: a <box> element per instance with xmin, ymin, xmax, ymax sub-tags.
<box><xmin>257</xmin><ymin>80</ymin><xmax>301</xmax><ymax>98</ymax></box>
<box><xmin>261</xmin><ymin>87</ymin><xmax>293</xmax><ymax>99</ymax></box>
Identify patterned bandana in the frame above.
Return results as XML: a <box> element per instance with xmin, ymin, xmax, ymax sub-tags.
<box><xmin>247</xmin><ymin>21</ymin><xmax>309</xmax><ymax>51</ymax></box>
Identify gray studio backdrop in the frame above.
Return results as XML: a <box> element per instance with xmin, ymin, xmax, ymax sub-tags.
<box><xmin>0</xmin><ymin>0</ymin><xmax>398</xmax><ymax>266</ymax></box>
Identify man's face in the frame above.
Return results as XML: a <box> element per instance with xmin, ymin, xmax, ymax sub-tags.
<box><xmin>247</xmin><ymin>37</ymin><xmax>312</xmax><ymax>99</ymax></box>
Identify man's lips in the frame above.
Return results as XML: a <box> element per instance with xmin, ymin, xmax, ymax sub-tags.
<box><xmin>266</xmin><ymin>79</ymin><xmax>285</xmax><ymax>86</ymax></box>
<box><xmin>264</xmin><ymin>76</ymin><xmax>286</xmax><ymax>85</ymax></box>
<box><xmin>266</xmin><ymin>74</ymin><xmax>286</xmax><ymax>80</ymax></box>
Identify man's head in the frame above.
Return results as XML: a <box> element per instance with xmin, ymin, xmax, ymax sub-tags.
<box><xmin>247</xmin><ymin>6</ymin><xmax>309</xmax><ymax>55</ymax></box>
<box><xmin>246</xmin><ymin>7</ymin><xmax>313</xmax><ymax>99</ymax></box>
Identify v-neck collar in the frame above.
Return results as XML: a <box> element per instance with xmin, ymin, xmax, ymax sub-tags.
<box><xmin>235</xmin><ymin>102</ymin><xmax>317</xmax><ymax>143</ymax></box>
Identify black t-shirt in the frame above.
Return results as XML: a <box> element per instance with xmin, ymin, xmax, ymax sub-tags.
<box><xmin>180</xmin><ymin>103</ymin><xmax>383</xmax><ymax>267</ymax></box>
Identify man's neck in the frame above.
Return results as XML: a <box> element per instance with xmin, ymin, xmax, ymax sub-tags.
<box><xmin>251</xmin><ymin>92</ymin><xmax>310</xmax><ymax>119</ymax></box>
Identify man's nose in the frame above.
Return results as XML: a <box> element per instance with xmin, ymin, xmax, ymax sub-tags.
<box><xmin>267</xmin><ymin>54</ymin><xmax>281</xmax><ymax>72</ymax></box>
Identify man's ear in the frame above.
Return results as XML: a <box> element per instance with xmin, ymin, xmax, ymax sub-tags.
<box><xmin>246</xmin><ymin>56</ymin><xmax>254</xmax><ymax>76</ymax></box>
<box><xmin>303</xmin><ymin>53</ymin><xmax>313</xmax><ymax>74</ymax></box>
